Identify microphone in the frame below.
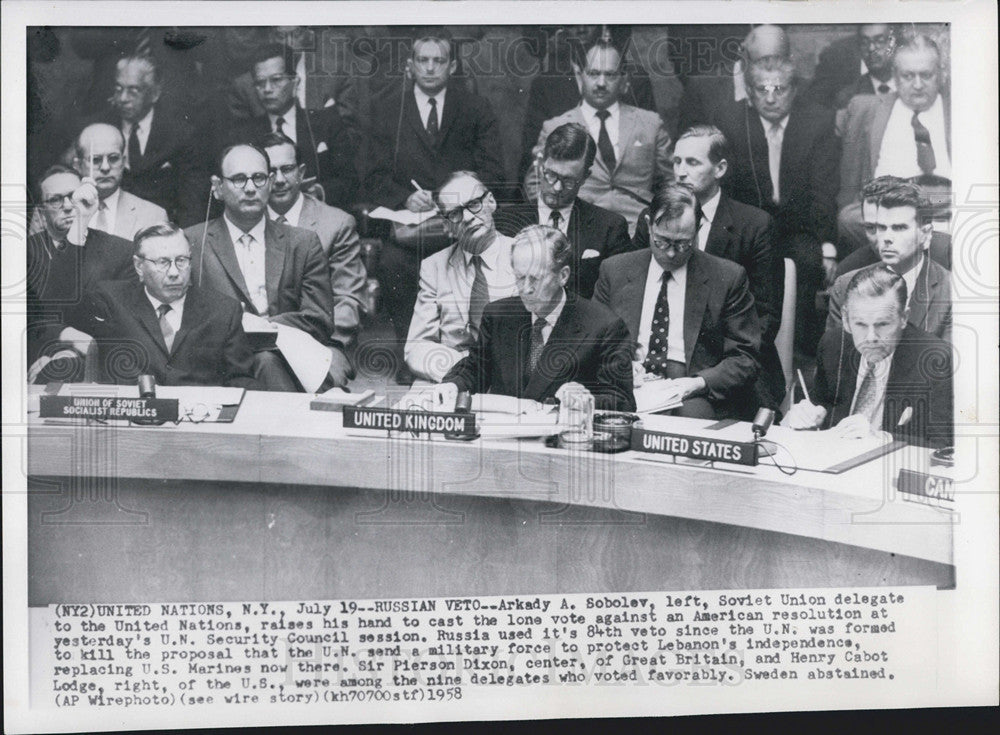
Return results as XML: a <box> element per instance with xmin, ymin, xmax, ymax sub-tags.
<box><xmin>138</xmin><ymin>374</ymin><xmax>157</xmax><ymax>398</ymax></box>
<box><xmin>752</xmin><ymin>407</ymin><xmax>777</xmax><ymax>457</ymax></box>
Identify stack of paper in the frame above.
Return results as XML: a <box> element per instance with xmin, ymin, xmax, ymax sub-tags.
<box><xmin>633</xmin><ymin>379</ymin><xmax>684</xmax><ymax>414</ymax></box>
<box><xmin>368</xmin><ymin>206</ymin><xmax>438</xmax><ymax>226</ymax></box>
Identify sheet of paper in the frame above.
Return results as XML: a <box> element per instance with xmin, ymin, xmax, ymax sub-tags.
<box><xmin>275</xmin><ymin>325</ymin><xmax>332</xmax><ymax>393</ymax></box>
<box><xmin>367</xmin><ymin>206</ymin><xmax>438</xmax><ymax>226</ymax></box>
<box><xmin>633</xmin><ymin>379</ymin><xmax>684</xmax><ymax>413</ymax></box>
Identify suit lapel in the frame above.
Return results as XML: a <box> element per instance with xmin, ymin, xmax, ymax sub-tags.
<box><xmin>870</xmin><ymin>95</ymin><xmax>895</xmax><ymax>170</ymax></box>
<box><xmin>168</xmin><ymin>288</ymin><xmax>204</xmax><ymax>357</ymax></box>
<box><xmin>567</xmin><ymin>201</ymin><xmax>589</xmax><ymax>254</ymax></box>
<box><xmin>614</xmin><ymin>106</ymin><xmax>637</xmax><ymax>176</ymax></box>
<box><xmin>524</xmin><ymin>296</ymin><xmax>582</xmax><ymax>398</ymax></box>
<box><xmin>745</xmin><ymin>108</ymin><xmax>773</xmax><ymax>202</ymax></box>
<box><xmin>207</xmin><ymin>219</ymin><xmax>254</xmax><ymax>310</ymax></box>
<box><xmin>908</xmin><ymin>257</ymin><xmax>933</xmax><ymax>331</ymax></box>
<box><xmin>682</xmin><ymin>252</ymin><xmax>710</xmax><ymax>370</ymax></box>
<box><xmin>127</xmin><ymin>282</ymin><xmax>169</xmax><ymax>355</ymax></box>
<box><xmin>780</xmin><ymin>110</ymin><xmax>806</xmax><ymax>194</ymax></box>
<box><xmin>444</xmin><ymin>246</ymin><xmax>470</xmax><ymax>326</ymax></box>
<box><xmin>705</xmin><ymin>194</ymin><xmax>734</xmax><ymax>258</ymax></box>
<box><xmin>437</xmin><ymin>88</ymin><xmax>458</xmax><ymax>145</ymax></box>
<box><xmin>404</xmin><ymin>89</ymin><xmax>436</xmax><ymax>154</ymax></box>
<box><xmin>299</xmin><ymin>195</ymin><xmax>319</xmax><ymax>232</ymax></box>
<box><xmin>264</xmin><ymin>219</ymin><xmax>287</xmax><ymax>313</ymax></box>
<box><xmin>619</xmin><ymin>250</ymin><xmax>650</xmax><ymax>343</ymax></box>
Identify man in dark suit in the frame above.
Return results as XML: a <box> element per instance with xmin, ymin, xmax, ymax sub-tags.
<box><xmin>594</xmin><ymin>183</ymin><xmax>761</xmax><ymax>419</ymax></box>
<box><xmin>184</xmin><ymin>144</ymin><xmax>335</xmax><ymax>391</ymax></box>
<box><xmin>784</xmin><ymin>265</ymin><xmax>952</xmax><ymax>448</ymax></box>
<box><xmin>496</xmin><ymin>122</ymin><xmax>631</xmax><ymax>298</ymax></box>
<box><xmin>804</xmin><ymin>24</ymin><xmax>899</xmax><ymax>111</ymax></box>
<box><xmin>81</xmin><ymin>223</ymin><xmax>258</xmax><ymax>388</ymax></box>
<box><xmin>104</xmin><ymin>55</ymin><xmax>209</xmax><ymax>227</ymax></box>
<box><xmin>712</xmin><ymin>55</ymin><xmax>840</xmax><ymax>354</ymax></box>
<box><xmin>230</xmin><ymin>43</ymin><xmax>359</xmax><ymax>210</ymax></box>
<box><xmin>27</xmin><ymin>165</ymin><xmax>134</xmax><ymax>383</ymax></box>
<box><xmin>826</xmin><ymin>182</ymin><xmax>951</xmax><ymax>342</ymax></box>
<box><xmin>439</xmin><ymin>225</ymin><xmax>635</xmax><ymax>412</ymax></box>
<box><xmin>633</xmin><ymin>125</ymin><xmax>784</xmax><ymax>409</ymax></box>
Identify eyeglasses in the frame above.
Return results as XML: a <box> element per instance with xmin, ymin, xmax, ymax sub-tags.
<box><xmin>253</xmin><ymin>74</ymin><xmax>295</xmax><ymax>91</ymax></box>
<box><xmin>270</xmin><ymin>164</ymin><xmax>300</xmax><ymax>178</ymax></box>
<box><xmin>137</xmin><ymin>255</ymin><xmax>192</xmax><ymax>271</ymax></box>
<box><xmin>649</xmin><ymin>235</ymin><xmax>694</xmax><ymax>254</ymax></box>
<box><xmin>440</xmin><ymin>191</ymin><xmax>489</xmax><ymax>224</ymax></box>
<box><xmin>860</xmin><ymin>34</ymin><xmax>895</xmax><ymax>50</ymax></box>
<box><xmin>87</xmin><ymin>153</ymin><xmax>124</xmax><ymax>167</ymax></box>
<box><xmin>541</xmin><ymin>167</ymin><xmax>582</xmax><ymax>191</ymax></box>
<box><xmin>751</xmin><ymin>84</ymin><xmax>792</xmax><ymax>97</ymax></box>
<box><xmin>42</xmin><ymin>193</ymin><xmax>75</xmax><ymax>208</ymax></box>
<box><xmin>113</xmin><ymin>84</ymin><xmax>150</xmax><ymax>99</ymax></box>
<box><xmin>221</xmin><ymin>173</ymin><xmax>270</xmax><ymax>189</ymax></box>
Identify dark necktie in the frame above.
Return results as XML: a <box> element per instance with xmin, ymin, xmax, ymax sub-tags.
<box><xmin>595</xmin><ymin>109</ymin><xmax>616</xmax><ymax>170</ymax></box>
<box><xmin>642</xmin><ymin>272</ymin><xmax>672</xmax><ymax>378</ymax></box>
<box><xmin>426</xmin><ymin>97</ymin><xmax>439</xmax><ymax>143</ymax></box>
<box><xmin>911</xmin><ymin>112</ymin><xmax>937</xmax><ymax>175</ymax></box>
<box><xmin>468</xmin><ymin>254</ymin><xmax>489</xmax><ymax>334</ymax></box>
<box><xmin>549</xmin><ymin>210</ymin><xmax>561</xmax><ymax>230</ymax></box>
<box><xmin>274</xmin><ymin>214</ymin><xmax>287</xmax><ymax>225</ymax></box>
<box><xmin>157</xmin><ymin>303</ymin><xmax>175</xmax><ymax>352</ymax></box>
<box><xmin>275</xmin><ymin>116</ymin><xmax>286</xmax><ymax>137</ymax></box>
<box><xmin>127</xmin><ymin>124</ymin><xmax>142</xmax><ymax>170</ymax></box>
<box><xmin>528</xmin><ymin>316</ymin><xmax>547</xmax><ymax>374</ymax></box>
<box><xmin>877</xmin><ymin>83</ymin><xmax>891</xmax><ymax>94</ymax></box>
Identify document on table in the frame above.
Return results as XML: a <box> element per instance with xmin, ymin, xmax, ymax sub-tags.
<box><xmin>367</xmin><ymin>206</ymin><xmax>438</xmax><ymax>226</ymax></box>
<box><xmin>633</xmin><ymin>378</ymin><xmax>684</xmax><ymax>413</ymax></box>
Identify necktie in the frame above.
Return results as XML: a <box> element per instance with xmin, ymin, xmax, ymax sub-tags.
<box><xmin>239</xmin><ymin>233</ymin><xmax>268</xmax><ymax>314</ymax></box>
<box><xmin>911</xmin><ymin>112</ymin><xmax>937</xmax><ymax>175</ymax></box>
<box><xmin>426</xmin><ymin>97</ymin><xmax>439</xmax><ymax>143</ymax></box>
<box><xmin>852</xmin><ymin>361</ymin><xmax>881</xmax><ymax>429</ymax></box>
<box><xmin>643</xmin><ymin>272</ymin><xmax>672</xmax><ymax>378</ymax></box>
<box><xmin>274</xmin><ymin>214</ymin><xmax>287</xmax><ymax>225</ymax></box>
<box><xmin>468</xmin><ymin>254</ymin><xmax>489</xmax><ymax>334</ymax></box>
<box><xmin>157</xmin><ymin>303</ymin><xmax>175</xmax><ymax>352</ymax></box>
<box><xmin>595</xmin><ymin>109</ymin><xmax>616</xmax><ymax>170</ymax></box>
<box><xmin>528</xmin><ymin>316</ymin><xmax>547</xmax><ymax>374</ymax></box>
<box><xmin>695</xmin><ymin>203</ymin><xmax>709</xmax><ymax>250</ymax></box>
<box><xmin>127</xmin><ymin>124</ymin><xmax>142</xmax><ymax>170</ymax></box>
<box><xmin>549</xmin><ymin>210</ymin><xmax>562</xmax><ymax>230</ymax></box>
<box><xmin>275</xmin><ymin>116</ymin><xmax>286</xmax><ymax>137</ymax></box>
<box><xmin>766</xmin><ymin>122</ymin><xmax>782</xmax><ymax>204</ymax></box>
<box><xmin>92</xmin><ymin>201</ymin><xmax>110</xmax><ymax>234</ymax></box>
<box><xmin>877</xmin><ymin>83</ymin><xmax>891</xmax><ymax>94</ymax></box>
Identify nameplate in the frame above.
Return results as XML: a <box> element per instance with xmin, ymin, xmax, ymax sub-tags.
<box><xmin>343</xmin><ymin>406</ymin><xmax>476</xmax><ymax>437</ymax></box>
<box><xmin>897</xmin><ymin>468</ymin><xmax>954</xmax><ymax>507</ymax></box>
<box><xmin>39</xmin><ymin>395</ymin><xmax>179</xmax><ymax>422</ymax></box>
<box><xmin>630</xmin><ymin>428</ymin><xmax>757</xmax><ymax>466</ymax></box>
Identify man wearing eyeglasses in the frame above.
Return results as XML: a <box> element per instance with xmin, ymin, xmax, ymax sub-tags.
<box><xmin>594</xmin><ymin>183</ymin><xmax>761</xmax><ymax>419</ymax></box>
<box><xmin>79</xmin><ymin>223</ymin><xmax>258</xmax><ymax>389</ymax></box>
<box><xmin>404</xmin><ymin>172</ymin><xmax>521</xmax><ymax>383</ymax></box>
<box><xmin>805</xmin><ymin>24</ymin><xmax>899</xmax><ymax>112</ymax></box>
<box><xmin>529</xmin><ymin>39</ymin><xmax>672</xmax><ymax>236</ymax></box>
<box><xmin>262</xmin><ymin>132</ymin><xmax>366</xmax><ymax>387</ymax></box>
<box><xmin>230</xmin><ymin>43</ymin><xmax>358</xmax><ymax>210</ymax></box>
<box><xmin>26</xmin><ymin>165</ymin><xmax>134</xmax><ymax>384</ymax></box>
<box><xmin>496</xmin><ymin>122</ymin><xmax>631</xmax><ymax>299</ymax></box>
<box><xmin>184</xmin><ymin>143</ymin><xmax>335</xmax><ymax>391</ymax></box>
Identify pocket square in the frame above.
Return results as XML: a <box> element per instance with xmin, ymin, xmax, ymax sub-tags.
<box><xmin>160</xmin><ymin>161</ymin><xmax>173</xmax><ymax>169</ymax></box>
<box><xmin>316</xmin><ymin>141</ymin><xmax>329</xmax><ymax>153</ymax></box>
<box><xmin>582</xmin><ymin>249</ymin><xmax>601</xmax><ymax>259</ymax></box>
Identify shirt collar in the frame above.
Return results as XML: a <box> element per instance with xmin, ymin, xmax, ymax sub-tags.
<box><xmin>414</xmin><ymin>85</ymin><xmax>447</xmax><ymax>109</ymax></box>
<box><xmin>145</xmin><ymin>288</ymin><xmax>186</xmax><ymax>312</ymax></box>
<box><xmin>223</xmin><ymin>213</ymin><xmax>267</xmax><ymax>246</ymax></box>
<box><xmin>268</xmin><ymin>192</ymin><xmax>304</xmax><ymax>226</ymax></box>
<box><xmin>535</xmin><ymin>289</ymin><xmax>567</xmax><ymax>327</ymax></box>
<box><xmin>699</xmin><ymin>188</ymin><xmax>722</xmax><ymax>225</ymax></box>
<box><xmin>581</xmin><ymin>99</ymin><xmax>620</xmax><ymax>122</ymax></box>
<box><xmin>538</xmin><ymin>199</ymin><xmax>574</xmax><ymax>226</ymax></box>
<box><xmin>268</xmin><ymin>103</ymin><xmax>296</xmax><ymax>129</ymax></box>
<box><xmin>101</xmin><ymin>186</ymin><xmax>122</xmax><ymax>214</ymax></box>
<box><xmin>759</xmin><ymin>113</ymin><xmax>789</xmax><ymax>133</ymax></box>
<box><xmin>461</xmin><ymin>231</ymin><xmax>503</xmax><ymax>270</ymax></box>
<box><xmin>648</xmin><ymin>256</ymin><xmax>687</xmax><ymax>283</ymax></box>
<box><xmin>863</xmin><ymin>351</ymin><xmax>895</xmax><ymax>378</ymax></box>
<box><xmin>129</xmin><ymin>106</ymin><xmax>155</xmax><ymax>135</ymax></box>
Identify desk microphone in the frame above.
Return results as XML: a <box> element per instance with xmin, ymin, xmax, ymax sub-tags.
<box><xmin>138</xmin><ymin>374</ymin><xmax>157</xmax><ymax>398</ymax></box>
<box><xmin>752</xmin><ymin>407</ymin><xmax>778</xmax><ymax>457</ymax></box>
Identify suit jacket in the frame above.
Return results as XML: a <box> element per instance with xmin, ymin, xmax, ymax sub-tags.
<box><xmin>836</xmin><ymin>230</ymin><xmax>951</xmax><ymax>277</ymax></box>
<box><xmin>81</xmin><ymin>279</ymin><xmax>258</xmax><ymax>389</ymax></box>
<box><xmin>802</xmin><ymin>35</ymin><xmax>867</xmax><ymax>110</ymax></box>
<box><xmin>26</xmin><ymin>229</ymin><xmax>135</xmax><ymax>366</ymax></box>
<box><xmin>184</xmin><ymin>216</ymin><xmax>334</xmax><ymax>345</ymax></box>
<box><xmin>826</xmin><ymin>257</ymin><xmax>952</xmax><ymax>342</ymax></box>
<box><xmin>104</xmin><ymin>105</ymin><xmax>210</xmax><ymax>228</ymax></box>
<box><xmin>814</xmin><ymin>323</ymin><xmax>953</xmax><ymax>447</ymax></box>
<box><xmin>443</xmin><ymin>294</ymin><xmax>636</xmax><ymax>412</ymax></box>
<box><xmin>532</xmin><ymin>104</ymin><xmax>672</xmax><ymax>233</ymax></box>
<box><xmin>839</xmin><ymin>92</ymin><xmax>952</xmax><ymax>207</ymax></box>
<box><xmin>494</xmin><ymin>198</ymin><xmax>632</xmax><ymax>298</ymax></box>
<box><xmin>363</xmin><ymin>83</ymin><xmax>506</xmax><ymax>209</ymax></box>
<box><xmin>405</xmin><ymin>235</ymin><xmax>519</xmax><ymax>382</ymax></box>
<box><xmin>593</xmin><ymin>248</ymin><xmax>761</xmax><ymax>417</ymax></box>
<box><xmin>231</xmin><ymin>105</ymin><xmax>359</xmax><ymax>210</ymax></box>
<box><xmin>27</xmin><ymin>189</ymin><xmax>167</xmax><ymax>241</ymax></box>
<box><xmin>712</xmin><ymin>99</ymin><xmax>840</xmax><ymax>245</ymax></box>
<box><xmin>295</xmin><ymin>194</ymin><xmax>367</xmax><ymax>347</ymax></box>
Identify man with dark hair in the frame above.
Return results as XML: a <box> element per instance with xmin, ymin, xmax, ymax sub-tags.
<box><xmin>805</xmin><ymin>24</ymin><xmax>900</xmax><ymax>111</ymax></box>
<box><xmin>594</xmin><ymin>183</ymin><xmax>761</xmax><ymax>419</ymax></box>
<box><xmin>785</xmin><ymin>264</ymin><xmax>952</xmax><ymax>448</ymax></box>
<box><xmin>184</xmin><ymin>143</ymin><xmax>336</xmax><ymax>391</ymax></box>
<box><xmin>826</xmin><ymin>182</ymin><xmax>951</xmax><ymax>341</ymax></box>
<box><xmin>80</xmin><ymin>223</ymin><xmax>258</xmax><ymax>388</ymax></box>
<box><xmin>262</xmin><ymin>132</ymin><xmax>366</xmax><ymax>386</ymax></box>
<box><xmin>439</xmin><ymin>224</ymin><xmax>636</xmax><ymax>411</ymax></box>
<box><xmin>712</xmin><ymin>54</ymin><xmax>840</xmax><ymax>355</ymax></box>
<box><xmin>529</xmin><ymin>39</ymin><xmax>672</xmax><ymax>235</ymax></box>
<box><xmin>496</xmin><ymin>122</ymin><xmax>631</xmax><ymax>298</ymax></box>
<box><xmin>230</xmin><ymin>43</ymin><xmax>359</xmax><ymax>209</ymax></box>
<box><xmin>27</xmin><ymin>165</ymin><xmax>134</xmax><ymax>383</ymax></box>
<box><xmin>102</xmin><ymin>55</ymin><xmax>208</xmax><ymax>227</ymax></box>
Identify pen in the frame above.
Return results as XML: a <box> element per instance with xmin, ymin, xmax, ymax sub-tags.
<box><xmin>410</xmin><ymin>179</ymin><xmax>426</xmax><ymax>194</ymax></box>
<box><xmin>796</xmin><ymin>369</ymin><xmax>811</xmax><ymax>404</ymax></box>
<box><xmin>897</xmin><ymin>406</ymin><xmax>913</xmax><ymax>427</ymax></box>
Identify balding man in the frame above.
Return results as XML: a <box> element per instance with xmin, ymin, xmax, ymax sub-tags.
<box><xmin>677</xmin><ymin>24</ymin><xmax>789</xmax><ymax>132</ymax></box>
<box><xmin>102</xmin><ymin>55</ymin><xmax>209</xmax><ymax>227</ymax></box>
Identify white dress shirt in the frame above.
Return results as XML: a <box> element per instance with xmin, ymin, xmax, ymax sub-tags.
<box><xmin>145</xmin><ymin>289</ymin><xmax>186</xmax><ymax>345</ymax></box>
<box><xmin>224</xmin><ymin>214</ymin><xmax>269</xmax><ymax>315</ymax></box>
<box><xmin>460</xmin><ymin>233</ymin><xmax>513</xmax><ymax>303</ymax></box>
<box><xmin>875</xmin><ymin>95</ymin><xmax>951</xmax><ymax>179</ymax></box>
<box><xmin>638</xmin><ymin>258</ymin><xmax>688</xmax><ymax>364</ymax></box>
<box><xmin>414</xmin><ymin>86</ymin><xmax>447</xmax><ymax>132</ymax></box>
<box><xmin>90</xmin><ymin>187</ymin><xmax>121</xmax><ymax>235</ymax></box>
<box><xmin>122</xmin><ymin>107</ymin><xmax>154</xmax><ymax>164</ymax></box>
<box><xmin>533</xmin><ymin>290</ymin><xmax>567</xmax><ymax>346</ymax></box>
<box><xmin>267</xmin><ymin>193</ymin><xmax>305</xmax><ymax>227</ymax></box>
<box><xmin>580</xmin><ymin>100</ymin><xmax>621</xmax><ymax>159</ymax></box>
<box><xmin>537</xmin><ymin>201</ymin><xmax>574</xmax><ymax>234</ymax></box>
<box><xmin>850</xmin><ymin>351</ymin><xmax>894</xmax><ymax>432</ymax></box>
<box><xmin>895</xmin><ymin>254</ymin><xmax>924</xmax><ymax>311</ymax></box>
<box><xmin>860</xmin><ymin>59</ymin><xmax>897</xmax><ymax>97</ymax></box>
<box><xmin>697</xmin><ymin>189</ymin><xmax>721</xmax><ymax>251</ymax></box>
<box><xmin>269</xmin><ymin>104</ymin><xmax>297</xmax><ymax>144</ymax></box>
<box><xmin>760</xmin><ymin>114</ymin><xmax>788</xmax><ymax>204</ymax></box>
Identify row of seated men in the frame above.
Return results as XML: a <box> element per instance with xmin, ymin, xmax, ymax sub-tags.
<box><xmin>30</xmin><ymin>24</ymin><xmax>950</xmax><ymax>362</ymax></box>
